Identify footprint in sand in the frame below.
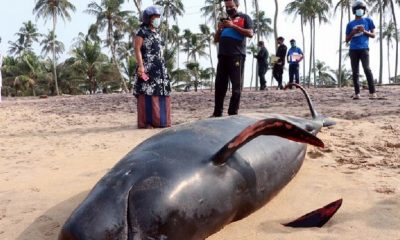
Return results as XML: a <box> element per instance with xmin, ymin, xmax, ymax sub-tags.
<box><xmin>375</xmin><ymin>186</ymin><xmax>396</xmax><ymax>195</ymax></box>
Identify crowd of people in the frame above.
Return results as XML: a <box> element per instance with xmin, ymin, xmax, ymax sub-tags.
<box><xmin>126</xmin><ymin>0</ymin><xmax>377</xmax><ymax>128</ymax></box>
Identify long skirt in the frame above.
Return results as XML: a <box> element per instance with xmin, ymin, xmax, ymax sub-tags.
<box><xmin>137</xmin><ymin>95</ymin><xmax>171</xmax><ymax>128</ymax></box>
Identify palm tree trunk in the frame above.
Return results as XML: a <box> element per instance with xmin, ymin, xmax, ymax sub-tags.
<box><xmin>208</xmin><ymin>38</ymin><xmax>215</xmax><ymax>91</ymax></box>
<box><xmin>301</xmin><ymin>15</ymin><xmax>306</xmax><ymax>86</ymax></box>
<box><xmin>52</xmin><ymin>12</ymin><xmax>59</xmax><ymax>95</ymax></box>
<box><xmin>348</xmin><ymin>1</ymin><xmax>351</xmax><ymax>22</ymax></box>
<box><xmin>308</xmin><ymin>18</ymin><xmax>313</xmax><ymax>88</ymax></box>
<box><xmin>388</xmin><ymin>38</ymin><xmax>391</xmax><ymax>82</ymax></box>
<box><xmin>108</xmin><ymin>22</ymin><xmax>128</xmax><ymax>92</ymax></box>
<box><xmin>379</xmin><ymin>0</ymin><xmax>383</xmax><ymax>85</ymax></box>
<box><xmin>133</xmin><ymin>0</ymin><xmax>142</xmax><ymax>19</ymax></box>
<box><xmin>274</xmin><ymin>0</ymin><xmax>278</xmax><ymax>51</ymax></box>
<box><xmin>338</xmin><ymin>4</ymin><xmax>344</xmax><ymax>88</ymax></box>
<box><xmin>313</xmin><ymin>18</ymin><xmax>316</xmax><ymax>87</ymax></box>
<box><xmin>255</xmin><ymin>0</ymin><xmax>260</xmax><ymax>90</ymax></box>
<box><xmin>250</xmin><ymin>56</ymin><xmax>254</xmax><ymax>90</ymax></box>
<box><xmin>165</xmin><ymin>11</ymin><xmax>170</xmax><ymax>50</ymax></box>
<box><xmin>390</xmin><ymin>0</ymin><xmax>398</xmax><ymax>82</ymax></box>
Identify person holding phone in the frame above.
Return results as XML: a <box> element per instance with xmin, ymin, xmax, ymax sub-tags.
<box><xmin>345</xmin><ymin>0</ymin><xmax>377</xmax><ymax>99</ymax></box>
<box><xmin>134</xmin><ymin>5</ymin><xmax>171</xmax><ymax>128</ymax></box>
<box><xmin>211</xmin><ymin>0</ymin><xmax>253</xmax><ymax>117</ymax></box>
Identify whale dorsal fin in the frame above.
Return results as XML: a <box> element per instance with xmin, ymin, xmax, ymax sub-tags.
<box><xmin>212</xmin><ymin>118</ymin><xmax>324</xmax><ymax>165</ymax></box>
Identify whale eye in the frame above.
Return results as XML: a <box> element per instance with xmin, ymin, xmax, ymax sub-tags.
<box><xmin>305</xmin><ymin>124</ymin><xmax>314</xmax><ymax>132</ymax></box>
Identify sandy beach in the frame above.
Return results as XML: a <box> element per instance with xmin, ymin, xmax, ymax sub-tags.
<box><xmin>0</xmin><ymin>86</ymin><xmax>399</xmax><ymax>240</ymax></box>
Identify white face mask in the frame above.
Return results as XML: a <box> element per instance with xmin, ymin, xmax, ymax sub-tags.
<box><xmin>152</xmin><ymin>18</ymin><xmax>161</xmax><ymax>28</ymax></box>
<box><xmin>355</xmin><ymin>9</ymin><xmax>364</xmax><ymax>17</ymax></box>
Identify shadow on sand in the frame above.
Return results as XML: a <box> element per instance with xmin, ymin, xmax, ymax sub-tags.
<box><xmin>17</xmin><ymin>191</ymin><xmax>89</xmax><ymax>240</ymax></box>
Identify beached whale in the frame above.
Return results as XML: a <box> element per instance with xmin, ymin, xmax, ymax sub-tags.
<box><xmin>59</xmin><ymin>84</ymin><xmax>335</xmax><ymax>240</ymax></box>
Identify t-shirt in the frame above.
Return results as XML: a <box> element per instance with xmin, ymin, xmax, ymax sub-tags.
<box><xmin>346</xmin><ymin>17</ymin><xmax>375</xmax><ymax>50</ymax></box>
<box><xmin>287</xmin><ymin>47</ymin><xmax>303</xmax><ymax>65</ymax></box>
<box><xmin>218</xmin><ymin>12</ymin><xmax>253</xmax><ymax>56</ymax></box>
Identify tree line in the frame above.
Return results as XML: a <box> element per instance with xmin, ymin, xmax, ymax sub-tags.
<box><xmin>1</xmin><ymin>0</ymin><xmax>399</xmax><ymax>97</ymax></box>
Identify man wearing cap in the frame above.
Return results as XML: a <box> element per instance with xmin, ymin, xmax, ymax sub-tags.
<box><xmin>272</xmin><ymin>37</ymin><xmax>287</xmax><ymax>90</ymax></box>
<box><xmin>287</xmin><ymin>39</ymin><xmax>303</xmax><ymax>87</ymax></box>
<box><xmin>346</xmin><ymin>0</ymin><xmax>377</xmax><ymax>99</ymax></box>
<box><xmin>211</xmin><ymin>0</ymin><xmax>253</xmax><ymax>117</ymax></box>
<box><xmin>254</xmin><ymin>41</ymin><xmax>269</xmax><ymax>90</ymax></box>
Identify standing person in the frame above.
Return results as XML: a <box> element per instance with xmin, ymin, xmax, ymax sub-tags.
<box><xmin>346</xmin><ymin>0</ymin><xmax>377</xmax><ymax>99</ymax></box>
<box><xmin>134</xmin><ymin>6</ymin><xmax>171</xmax><ymax>128</ymax></box>
<box><xmin>254</xmin><ymin>41</ymin><xmax>269</xmax><ymax>90</ymax></box>
<box><xmin>211</xmin><ymin>0</ymin><xmax>253</xmax><ymax>117</ymax></box>
<box><xmin>0</xmin><ymin>51</ymin><xmax>3</xmax><ymax>103</ymax></box>
<box><xmin>272</xmin><ymin>36</ymin><xmax>287</xmax><ymax>90</ymax></box>
<box><xmin>287</xmin><ymin>39</ymin><xmax>303</xmax><ymax>87</ymax></box>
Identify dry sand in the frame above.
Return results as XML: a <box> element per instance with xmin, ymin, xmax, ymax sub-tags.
<box><xmin>0</xmin><ymin>86</ymin><xmax>399</xmax><ymax>240</ymax></box>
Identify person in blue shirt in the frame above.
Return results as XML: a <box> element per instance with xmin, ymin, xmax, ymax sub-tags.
<box><xmin>286</xmin><ymin>39</ymin><xmax>303</xmax><ymax>87</ymax></box>
<box><xmin>345</xmin><ymin>0</ymin><xmax>377</xmax><ymax>99</ymax></box>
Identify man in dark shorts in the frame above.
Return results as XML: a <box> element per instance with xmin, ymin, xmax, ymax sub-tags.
<box><xmin>273</xmin><ymin>36</ymin><xmax>287</xmax><ymax>90</ymax></box>
<box><xmin>211</xmin><ymin>0</ymin><xmax>253</xmax><ymax>117</ymax></box>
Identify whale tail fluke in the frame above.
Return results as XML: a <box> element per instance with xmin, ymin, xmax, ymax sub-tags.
<box><xmin>285</xmin><ymin>83</ymin><xmax>336</xmax><ymax>127</ymax></box>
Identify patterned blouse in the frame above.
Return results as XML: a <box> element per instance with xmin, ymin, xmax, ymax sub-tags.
<box><xmin>133</xmin><ymin>26</ymin><xmax>171</xmax><ymax>96</ymax></box>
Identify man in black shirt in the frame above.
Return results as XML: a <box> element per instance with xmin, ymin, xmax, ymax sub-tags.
<box><xmin>273</xmin><ymin>36</ymin><xmax>287</xmax><ymax>90</ymax></box>
<box><xmin>211</xmin><ymin>0</ymin><xmax>253</xmax><ymax>117</ymax></box>
<box><xmin>254</xmin><ymin>41</ymin><xmax>269</xmax><ymax>90</ymax></box>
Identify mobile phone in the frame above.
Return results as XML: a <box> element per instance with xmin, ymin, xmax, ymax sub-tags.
<box><xmin>141</xmin><ymin>72</ymin><xmax>149</xmax><ymax>81</ymax></box>
<box><xmin>220</xmin><ymin>17</ymin><xmax>229</xmax><ymax>22</ymax></box>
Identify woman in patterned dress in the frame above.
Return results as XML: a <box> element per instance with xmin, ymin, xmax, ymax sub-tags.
<box><xmin>134</xmin><ymin>6</ymin><xmax>171</xmax><ymax>128</ymax></box>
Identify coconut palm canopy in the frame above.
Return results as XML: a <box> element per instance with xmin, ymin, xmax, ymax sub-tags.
<box><xmin>0</xmin><ymin>0</ymin><xmax>399</xmax><ymax>96</ymax></box>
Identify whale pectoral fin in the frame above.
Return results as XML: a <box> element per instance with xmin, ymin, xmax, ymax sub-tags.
<box><xmin>212</xmin><ymin>118</ymin><xmax>324</xmax><ymax>165</ymax></box>
<box><xmin>283</xmin><ymin>199</ymin><xmax>343</xmax><ymax>228</ymax></box>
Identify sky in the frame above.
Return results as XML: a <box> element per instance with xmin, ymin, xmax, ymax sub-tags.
<box><xmin>0</xmin><ymin>0</ymin><xmax>396</xmax><ymax>86</ymax></box>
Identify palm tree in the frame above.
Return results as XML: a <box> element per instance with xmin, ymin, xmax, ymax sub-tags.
<box><xmin>181</xmin><ymin>29</ymin><xmax>193</xmax><ymax>63</ymax></box>
<box><xmin>127</xmin><ymin>0</ymin><xmax>143</xmax><ymax>18</ymax></box>
<box><xmin>8</xmin><ymin>21</ymin><xmax>41</xmax><ymax>56</ymax></box>
<box><xmin>252</xmin><ymin>11</ymin><xmax>273</xmax><ymax>40</ymax></box>
<box><xmin>200</xmin><ymin>0</ymin><xmax>223</xmax><ymax>30</ymax></box>
<box><xmin>186</xmin><ymin>34</ymin><xmax>208</xmax><ymax>63</ymax></box>
<box><xmin>72</xmin><ymin>40</ymin><xmax>108</xmax><ymax>93</ymax></box>
<box><xmin>273</xmin><ymin>0</ymin><xmax>279</xmax><ymax>49</ymax></box>
<box><xmin>85</xmin><ymin>0</ymin><xmax>131</xmax><ymax>92</ymax></box>
<box><xmin>334</xmin><ymin>0</ymin><xmax>352</xmax><ymax>87</ymax></box>
<box><xmin>33</xmin><ymin>0</ymin><xmax>76</xmax><ymax>95</ymax></box>
<box><xmin>379</xmin><ymin>20</ymin><xmax>396</xmax><ymax>82</ymax></box>
<box><xmin>155</xmin><ymin>0</ymin><xmax>185</xmax><ymax>48</ymax></box>
<box><xmin>314</xmin><ymin>60</ymin><xmax>336</xmax><ymax>86</ymax></box>
<box><xmin>40</xmin><ymin>31</ymin><xmax>65</xmax><ymax>60</ymax></box>
<box><xmin>368</xmin><ymin>0</ymin><xmax>384</xmax><ymax>84</ymax></box>
<box><xmin>199</xmin><ymin>24</ymin><xmax>215</xmax><ymax>90</ymax></box>
<box><xmin>370</xmin><ymin>0</ymin><xmax>399</xmax><ymax>83</ymax></box>
<box><xmin>333</xmin><ymin>65</ymin><xmax>353</xmax><ymax>86</ymax></box>
<box><xmin>124</xmin><ymin>15</ymin><xmax>140</xmax><ymax>47</ymax></box>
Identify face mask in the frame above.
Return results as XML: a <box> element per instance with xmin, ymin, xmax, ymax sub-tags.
<box><xmin>226</xmin><ymin>8</ymin><xmax>237</xmax><ymax>17</ymax></box>
<box><xmin>152</xmin><ymin>18</ymin><xmax>161</xmax><ymax>28</ymax></box>
<box><xmin>291</xmin><ymin>43</ymin><xmax>296</xmax><ymax>47</ymax></box>
<box><xmin>355</xmin><ymin>9</ymin><xmax>364</xmax><ymax>17</ymax></box>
